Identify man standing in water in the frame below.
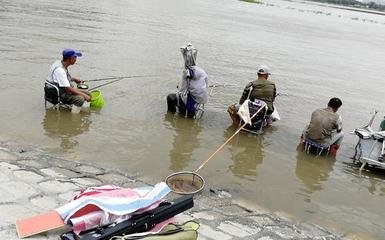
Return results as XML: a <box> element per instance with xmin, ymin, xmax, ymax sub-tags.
<box><xmin>167</xmin><ymin>43</ymin><xmax>209</xmax><ymax>118</ymax></box>
<box><xmin>46</xmin><ymin>49</ymin><xmax>90</xmax><ymax>107</ymax></box>
<box><xmin>228</xmin><ymin>64</ymin><xmax>277</xmax><ymax>126</ymax></box>
<box><xmin>302</xmin><ymin>97</ymin><xmax>344</xmax><ymax>157</ymax></box>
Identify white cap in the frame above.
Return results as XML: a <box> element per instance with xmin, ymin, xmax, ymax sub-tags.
<box><xmin>257</xmin><ymin>64</ymin><xmax>271</xmax><ymax>75</ymax></box>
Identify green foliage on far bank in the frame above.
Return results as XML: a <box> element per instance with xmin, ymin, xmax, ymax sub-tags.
<box><xmin>308</xmin><ymin>0</ymin><xmax>385</xmax><ymax>12</ymax></box>
<box><xmin>240</xmin><ymin>0</ymin><xmax>264</xmax><ymax>4</ymax></box>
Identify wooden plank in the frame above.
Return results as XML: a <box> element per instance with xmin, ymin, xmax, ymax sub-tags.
<box><xmin>16</xmin><ymin>210</ymin><xmax>66</xmax><ymax>238</ymax></box>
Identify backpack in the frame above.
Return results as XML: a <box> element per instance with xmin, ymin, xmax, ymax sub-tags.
<box><xmin>60</xmin><ymin>221</ymin><xmax>199</xmax><ymax>240</ymax></box>
<box><xmin>240</xmin><ymin>100</ymin><xmax>268</xmax><ymax>132</ymax></box>
<box><xmin>111</xmin><ymin>221</ymin><xmax>200</xmax><ymax>240</ymax></box>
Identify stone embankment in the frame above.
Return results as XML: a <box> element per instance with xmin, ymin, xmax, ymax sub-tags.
<box><xmin>0</xmin><ymin>142</ymin><xmax>342</xmax><ymax>239</ymax></box>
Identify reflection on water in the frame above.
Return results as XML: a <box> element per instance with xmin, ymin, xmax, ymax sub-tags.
<box><xmin>341</xmin><ymin>161</ymin><xmax>385</xmax><ymax>195</ymax></box>
<box><xmin>42</xmin><ymin>108</ymin><xmax>91</xmax><ymax>152</ymax></box>
<box><xmin>164</xmin><ymin>112</ymin><xmax>202</xmax><ymax>172</ymax></box>
<box><xmin>225</xmin><ymin>125</ymin><xmax>264</xmax><ymax>181</ymax></box>
<box><xmin>295</xmin><ymin>150</ymin><xmax>335</xmax><ymax>201</ymax></box>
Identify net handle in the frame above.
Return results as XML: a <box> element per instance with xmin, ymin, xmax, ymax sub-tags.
<box><xmin>194</xmin><ymin>102</ymin><xmax>266</xmax><ymax>173</ymax></box>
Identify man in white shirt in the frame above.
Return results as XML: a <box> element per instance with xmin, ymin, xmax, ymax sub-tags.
<box><xmin>47</xmin><ymin>49</ymin><xmax>90</xmax><ymax>107</ymax></box>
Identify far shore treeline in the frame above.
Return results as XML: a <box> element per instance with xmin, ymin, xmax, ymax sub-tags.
<box><xmin>308</xmin><ymin>0</ymin><xmax>385</xmax><ymax>12</ymax></box>
<box><xmin>240</xmin><ymin>0</ymin><xmax>385</xmax><ymax>12</ymax></box>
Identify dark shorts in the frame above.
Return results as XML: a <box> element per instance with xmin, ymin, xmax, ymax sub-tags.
<box><xmin>167</xmin><ymin>93</ymin><xmax>196</xmax><ymax>118</ymax></box>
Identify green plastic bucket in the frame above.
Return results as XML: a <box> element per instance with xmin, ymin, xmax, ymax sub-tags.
<box><xmin>90</xmin><ymin>90</ymin><xmax>105</xmax><ymax>109</ymax></box>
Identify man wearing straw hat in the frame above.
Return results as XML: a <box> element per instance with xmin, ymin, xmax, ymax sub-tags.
<box><xmin>46</xmin><ymin>49</ymin><xmax>90</xmax><ymax>107</ymax></box>
<box><xmin>167</xmin><ymin>43</ymin><xmax>209</xmax><ymax>118</ymax></box>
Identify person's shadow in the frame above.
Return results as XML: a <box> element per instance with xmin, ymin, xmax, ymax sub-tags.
<box><xmin>295</xmin><ymin>150</ymin><xmax>336</xmax><ymax>201</ymax></box>
<box><xmin>224</xmin><ymin>125</ymin><xmax>265</xmax><ymax>181</ymax></box>
<box><xmin>42</xmin><ymin>108</ymin><xmax>91</xmax><ymax>152</ymax></box>
<box><xmin>164</xmin><ymin>112</ymin><xmax>203</xmax><ymax>172</ymax></box>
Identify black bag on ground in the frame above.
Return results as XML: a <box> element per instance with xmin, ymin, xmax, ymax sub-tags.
<box><xmin>67</xmin><ymin>195</ymin><xmax>194</xmax><ymax>240</ymax></box>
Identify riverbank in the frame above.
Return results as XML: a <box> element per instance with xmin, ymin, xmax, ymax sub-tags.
<box><xmin>0</xmin><ymin>141</ymin><xmax>343</xmax><ymax>239</ymax></box>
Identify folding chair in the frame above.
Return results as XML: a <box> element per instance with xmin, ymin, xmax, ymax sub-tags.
<box><xmin>44</xmin><ymin>81</ymin><xmax>71</xmax><ymax>109</ymax></box>
<box><xmin>303</xmin><ymin>138</ymin><xmax>330</xmax><ymax>156</ymax></box>
<box><xmin>194</xmin><ymin>103</ymin><xmax>205</xmax><ymax>119</ymax></box>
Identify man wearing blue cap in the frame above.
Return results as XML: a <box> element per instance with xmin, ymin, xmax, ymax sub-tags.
<box><xmin>46</xmin><ymin>49</ymin><xmax>90</xmax><ymax>107</ymax></box>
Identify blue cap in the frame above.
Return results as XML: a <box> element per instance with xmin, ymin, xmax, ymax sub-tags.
<box><xmin>62</xmin><ymin>49</ymin><xmax>82</xmax><ymax>58</ymax></box>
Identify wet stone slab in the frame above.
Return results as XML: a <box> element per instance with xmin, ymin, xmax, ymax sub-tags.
<box><xmin>70</xmin><ymin>177</ymin><xmax>102</xmax><ymax>187</ymax></box>
<box><xmin>58</xmin><ymin>190</ymin><xmax>80</xmax><ymax>202</ymax></box>
<box><xmin>265</xmin><ymin>225</ymin><xmax>306</xmax><ymax>239</ymax></box>
<box><xmin>192</xmin><ymin>211</ymin><xmax>219</xmax><ymax>221</ymax></box>
<box><xmin>0</xmin><ymin>162</ymin><xmax>20</xmax><ymax>171</ymax></box>
<box><xmin>218</xmin><ymin>221</ymin><xmax>262</xmax><ymax>237</ymax></box>
<box><xmin>40</xmin><ymin>168</ymin><xmax>67</xmax><ymax>178</ymax></box>
<box><xmin>213</xmin><ymin>204</ymin><xmax>251</xmax><ymax>216</ymax></box>
<box><xmin>198</xmin><ymin>224</ymin><xmax>233</xmax><ymax>240</ymax></box>
<box><xmin>13</xmin><ymin>170</ymin><xmax>45</xmax><ymax>183</ymax></box>
<box><xmin>0</xmin><ymin>181</ymin><xmax>38</xmax><ymax>202</ymax></box>
<box><xmin>30</xmin><ymin>195</ymin><xmax>61</xmax><ymax>210</ymax></box>
<box><xmin>249</xmin><ymin>215</ymin><xmax>276</xmax><ymax>226</ymax></box>
<box><xmin>0</xmin><ymin>203</ymin><xmax>36</xmax><ymax>227</ymax></box>
<box><xmin>0</xmin><ymin>171</ymin><xmax>10</xmax><ymax>182</ymax></box>
<box><xmin>0</xmin><ymin>149</ymin><xmax>18</xmax><ymax>160</ymax></box>
<box><xmin>97</xmin><ymin>172</ymin><xmax>134</xmax><ymax>185</ymax></box>
<box><xmin>75</xmin><ymin>165</ymin><xmax>105</xmax><ymax>175</ymax></box>
<box><xmin>18</xmin><ymin>159</ymin><xmax>49</xmax><ymax>169</ymax></box>
<box><xmin>38</xmin><ymin>180</ymin><xmax>79</xmax><ymax>193</ymax></box>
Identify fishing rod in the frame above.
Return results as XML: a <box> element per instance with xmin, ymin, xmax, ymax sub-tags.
<box><xmin>208</xmin><ymin>83</ymin><xmax>236</xmax><ymax>96</ymax></box>
<box><xmin>208</xmin><ymin>83</ymin><xmax>236</xmax><ymax>88</ymax></box>
<box><xmin>88</xmin><ymin>78</ymin><xmax>125</xmax><ymax>91</ymax></box>
<box><xmin>84</xmin><ymin>76</ymin><xmax>121</xmax><ymax>82</ymax></box>
<box><xmin>88</xmin><ymin>75</ymin><xmax>160</xmax><ymax>91</ymax></box>
<box><xmin>85</xmin><ymin>75</ymin><xmax>159</xmax><ymax>82</ymax></box>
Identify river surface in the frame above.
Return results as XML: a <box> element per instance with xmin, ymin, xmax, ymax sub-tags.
<box><xmin>1</xmin><ymin>0</ymin><xmax>385</xmax><ymax>239</ymax></box>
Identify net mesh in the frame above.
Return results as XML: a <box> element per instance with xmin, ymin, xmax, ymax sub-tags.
<box><xmin>165</xmin><ymin>172</ymin><xmax>204</xmax><ymax>195</ymax></box>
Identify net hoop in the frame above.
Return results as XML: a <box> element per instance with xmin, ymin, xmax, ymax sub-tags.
<box><xmin>165</xmin><ymin>171</ymin><xmax>205</xmax><ymax>195</ymax></box>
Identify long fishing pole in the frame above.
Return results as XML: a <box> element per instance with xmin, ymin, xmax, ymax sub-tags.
<box><xmin>85</xmin><ymin>76</ymin><xmax>121</xmax><ymax>82</ymax></box>
<box><xmin>85</xmin><ymin>75</ymin><xmax>159</xmax><ymax>82</ymax></box>
<box><xmin>87</xmin><ymin>75</ymin><xmax>159</xmax><ymax>91</ymax></box>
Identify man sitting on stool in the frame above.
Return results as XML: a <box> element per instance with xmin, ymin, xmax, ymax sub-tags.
<box><xmin>47</xmin><ymin>48</ymin><xmax>90</xmax><ymax>107</ymax></box>
<box><xmin>167</xmin><ymin>43</ymin><xmax>208</xmax><ymax>118</ymax></box>
<box><xmin>301</xmin><ymin>97</ymin><xmax>344</xmax><ymax>157</ymax></box>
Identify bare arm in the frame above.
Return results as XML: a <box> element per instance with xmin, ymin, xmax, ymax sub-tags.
<box><xmin>71</xmin><ymin>77</ymin><xmax>83</xmax><ymax>84</ymax></box>
<box><xmin>336</xmin><ymin>116</ymin><xmax>343</xmax><ymax>133</ymax></box>
<box><xmin>64</xmin><ymin>87</ymin><xmax>91</xmax><ymax>101</ymax></box>
<box><xmin>239</xmin><ymin>82</ymin><xmax>252</xmax><ymax>104</ymax></box>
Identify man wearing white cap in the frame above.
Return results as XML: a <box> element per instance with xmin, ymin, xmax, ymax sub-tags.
<box><xmin>46</xmin><ymin>48</ymin><xmax>90</xmax><ymax>107</ymax></box>
<box><xmin>228</xmin><ymin>64</ymin><xmax>277</xmax><ymax>126</ymax></box>
<box><xmin>239</xmin><ymin>65</ymin><xmax>276</xmax><ymax>113</ymax></box>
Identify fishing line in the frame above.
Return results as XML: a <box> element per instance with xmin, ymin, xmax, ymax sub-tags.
<box><xmin>85</xmin><ymin>75</ymin><xmax>159</xmax><ymax>82</ymax></box>
<box><xmin>88</xmin><ymin>75</ymin><xmax>160</xmax><ymax>91</ymax></box>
